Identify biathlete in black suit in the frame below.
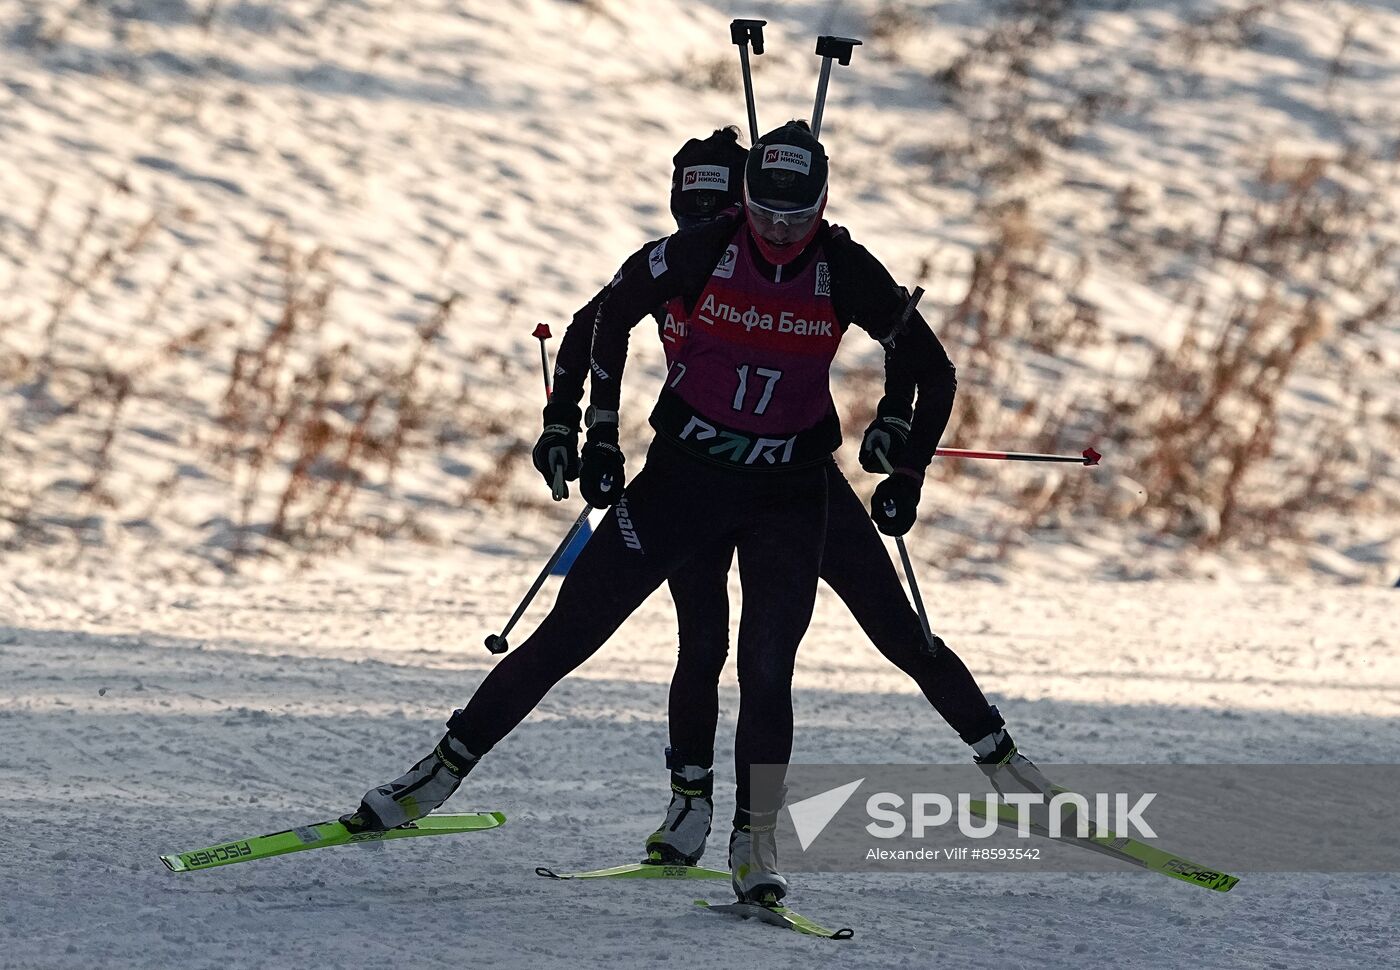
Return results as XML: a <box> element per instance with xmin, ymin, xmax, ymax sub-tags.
<box><xmin>540</xmin><ymin>125</ymin><xmax>1049</xmax><ymax>879</ymax></box>
<box><xmin>346</xmin><ymin>122</ymin><xmax>1047</xmax><ymax>904</ymax></box>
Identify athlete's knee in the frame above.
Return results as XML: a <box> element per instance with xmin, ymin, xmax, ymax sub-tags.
<box><xmin>736</xmin><ymin>648</ymin><xmax>798</xmax><ymax>695</ymax></box>
<box><xmin>677</xmin><ymin>633</ymin><xmax>729</xmax><ymax>677</ymax></box>
<box><xmin>497</xmin><ymin>633</ymin><xmax>588</xmax><ymax>685</ymax></box>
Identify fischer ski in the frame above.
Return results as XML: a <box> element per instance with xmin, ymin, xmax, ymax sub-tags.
<box><xmin>536</xmin><ymin>862</ymin><xmax>728</xmax><ymax>881</ymax></box>
<box><xmin>695</xmin><ymin>899</ymin><xmax>854</xmax><ymax>939</ymax></box>
<box><xmin>160</xmin><ymin>812</ymin><xmax>507</xmax><ymax>873</ymax></box>
<box><xmin>967</xmin><ymin>794</ymin><xmax>1239</xmax><ymax>892</ymax></box>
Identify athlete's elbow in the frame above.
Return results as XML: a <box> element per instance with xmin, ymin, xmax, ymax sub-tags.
<box><xmin>942</xmin><ymin>359</ymin><xmax>957</xmax><ymax>396</ymax></box>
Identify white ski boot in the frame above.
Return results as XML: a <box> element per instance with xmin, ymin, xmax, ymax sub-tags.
<box><xmin>342</xmin><ymin>732</ymin><xmax>477</xmax><ymax>832</ymax></box>
<box><xmin>644</xmin><ymin>761</ymin><xmax>714</xmax><ymax>866</ymax></box>
<box><xmin>971</xmin><ymin>726</ymin><xmax>1055</xmax><ymax>797</ymax></box>
<box><xmin>728</xmin><ymin>810</ymin><xmax>788</xmax><ymax>903</ymax></box>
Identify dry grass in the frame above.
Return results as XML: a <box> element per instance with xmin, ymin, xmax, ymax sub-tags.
<box><xmin>909</xmin><ymin>1</ymin><xmax>1399</xmax><ymax>570</ymax></box>
<box><xmin>212</xmin><ymin>230</ymin><xmax>474</xmax><ymax>563</ymax></box>
<box><xmin>0</xmin><ymin>179</ymin><xmax>498</xmax><ymax>572</ymax></box>
<box><xmin>2</xmin><ymin>0</ymin><xmax>1394</xmax><ymax>582</ymax></box>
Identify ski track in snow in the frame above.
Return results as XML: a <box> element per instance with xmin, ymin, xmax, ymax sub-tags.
<box><xmin>2</xmin><ymin>565</ymin><xmax>1397</xmax><ymax>969</ymax></box>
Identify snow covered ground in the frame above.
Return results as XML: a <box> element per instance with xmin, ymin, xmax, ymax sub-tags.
<box><xmin>3</xmin><ymin>562</ymin><xmax>1399</xmax><ymax>969</ymax></box>
<box><xmin>2</xmin><ymin>0</ymin><xmax>1399</xmax><ymax>966</ymax></box>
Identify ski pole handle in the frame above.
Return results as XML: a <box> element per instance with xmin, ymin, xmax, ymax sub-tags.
<box><xmin>485</xmin><ymin>503</ymin><xmax>593</xmax><ymax>655</ymax></box>
<box><xmin>730</xmin><ymin>19</ymin><xmax>766</xmax><ymax>143</ymax></box>
<box><xmin>873</xmin><ymin>447</ymin><xmax>895</xmax><ymax>477</ymax></box>
<box><xmin>532</xmin><ymin>323</ymin><xmax>553</xmax><ymax>403</ymax></box>
<box><xmin>810</xmin><ymin>36</ymin><xmax>861</xmax><ymax>139</ymax></box>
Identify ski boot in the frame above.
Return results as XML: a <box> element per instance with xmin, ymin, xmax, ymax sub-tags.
<box><xmin>729</xmin><ymin>808</ymin><xmax>788</xmax><ymax>904</ymax></box>
<box><xmin>643</xmin><ymin>755</ymin><xmax>714</xmax><ymax>866</ymax></box>
<box><xmin>971</xmin><ymin>725</ymin><xmax>1055</xmax><ymax>797</ymax></box>
<box><xmin>342</xmin><ymin>731</ymin><xmax>478</xmax><ymax>833</ymax></box>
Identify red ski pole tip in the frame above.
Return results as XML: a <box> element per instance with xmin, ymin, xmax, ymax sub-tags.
<box><xmin>532</xmin><ymin>323</ymin><xmax>552</xmax><ymax>340</ymax></box>
<box><xmin>1083</xmin><ymin>447</ymin><xmax>1102</xmax><ymax>466</ymax></box>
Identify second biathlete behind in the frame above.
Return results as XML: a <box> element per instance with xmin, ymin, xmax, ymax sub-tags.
<box><xmin>539</xmin><ymin>128</ymin><xmax>1048</xmax><ymax>873</ymax></box>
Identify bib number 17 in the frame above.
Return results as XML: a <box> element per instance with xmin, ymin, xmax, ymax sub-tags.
<box><xmin>732</xmin><ymin>365</ymin><xmax>782</xmax><ymax>416</ymax></box>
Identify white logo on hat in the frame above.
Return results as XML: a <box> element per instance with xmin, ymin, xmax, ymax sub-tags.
<box><xmin>760</xmin><ymin>145</ymin><xmax>813</xmax><ymax>175</ymax></box>
<box><xmin>682</xmin><ymin>165</ymin><xmax>729</xmax><ymax>191</ymax></box>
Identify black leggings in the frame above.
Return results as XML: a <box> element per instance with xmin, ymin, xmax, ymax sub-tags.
<box><xmin>448</xmin><ymin>439</ymin><xmax>827</xmax><ymax>811</ymax></box>
<box><xmin>665</xmin><ymin>461</ymin><xmax>1003</xmax><ymax>766</ymax></box>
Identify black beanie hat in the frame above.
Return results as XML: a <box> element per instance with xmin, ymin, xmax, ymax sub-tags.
<box><xmin>744</xmin><ymin>120</ymin><xmax>828</xmax><ymax>209</ymax></box>
<box><xmin>670</xmin><ymin>127</ymin><xmax>750</xmax><ymax>223</ymax></box>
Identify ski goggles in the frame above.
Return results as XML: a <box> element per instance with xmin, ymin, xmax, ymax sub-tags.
<box><xmin>744</xmin><ymin>185</ymin><xmax>827</xmax><ymax>236</ymax></box>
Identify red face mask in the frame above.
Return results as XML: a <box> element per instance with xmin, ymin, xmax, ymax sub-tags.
<box><xmin>743</xmin><ymin>185</ymin><xmax>827</xmax><ymax>266</ymax></box>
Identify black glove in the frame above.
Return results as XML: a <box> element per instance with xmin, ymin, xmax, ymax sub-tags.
<box><xmin>870</xmin><ymin>472</ymin><xmax>921</xmax><ymax>537</ymax></box>
<box><xmin>531</xmin><ymin>401</ymin><xmax>581</xmax><ymax>501</ymax></box>
<box><xmin>579</xmin><ymin>423</ymin><xmax>625</xmax><ymax>508</ymax></box>
<box><xmin>859</xmin><ymin>411</ymin><xmax>912</xmax><ymax>473</ymax></box>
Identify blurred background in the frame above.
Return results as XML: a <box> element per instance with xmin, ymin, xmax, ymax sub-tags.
<box><xmin>1</xmin><ymin>0</ymin><xmax>1396</xmax><ymax>585</ymax></box>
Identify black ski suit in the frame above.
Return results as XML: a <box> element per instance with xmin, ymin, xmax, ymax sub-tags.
<box><xmin>547</xmin><ymin>225</ymin><xmax>1003</xmax><ymax>774</ymax></box>
<box><xmin>449</xmin><ymin>212</ymin><xmax>979</xmax><ymax>811</ymax></box>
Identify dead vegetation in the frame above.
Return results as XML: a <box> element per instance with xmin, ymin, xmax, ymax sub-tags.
<box><xmin>2</xmin><ymin>0</ymin><xmax>1395</xmax><ymax>583</ymax></box>
<box><xmin>906</xmin><ymin>0</ymin><xmax>1399</xmax><ymax>571</ymax></box>
<box><xmin>0</xmin><ymin>180</ymin><xmax>512</xmax><ymax>573</ymax></box>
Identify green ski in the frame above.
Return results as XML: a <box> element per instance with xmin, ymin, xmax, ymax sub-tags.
<box><xmin>536</xmin><ymin>862</ymin><xmax>729</xmax><ymax>880</ymax></box>
<box><xmin>967</xmin><ymin>794</ymin><xmax>1239</xmax><ymax>892</ymax></box>
<box><xmin>160</xmin><ymin>812</ymin><xmax>507</xmax><ymax>873</ymax></box>
<box><xmin>695</xmin><ymin>899</ymin><xmax>854</xmax><ymax>940</ymax></box>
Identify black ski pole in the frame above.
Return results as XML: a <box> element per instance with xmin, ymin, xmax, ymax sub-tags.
<box><xmin>484</xmin><ymin>503</ymin><xmax>593</xmax><ymax>655</ymax></box>
<box><xmin>875</xmin><ymin>284</ymin><xmax>938</xmax><ymax>654</ymax></box>
<box><xmin>809</xmin><ymin>35</ymin><xmax>861</xmax><ymax>139</ymax></box>
<box><xmin>934</xmin><ymin>445</ymin><xmax>1103</xmax><ymax>465</ymax></box>
<box><xmin>486</xmin><ymin>321</ymin><xmax>592</xmax><ymax>654</ymax></box>
<box><xmin>529</xmin><ymin>321</ymin><xmax>573</xmax><ymax>501</ymax></box>
<box><xmin>730</xmin><ymin>19</ymin><xmax>766</xmax><ymax>143</ymax></box>
<box><xmin>873</xmin><ymin>446</ymin><xmax>938</xmax><ymax>657</ymax></box>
